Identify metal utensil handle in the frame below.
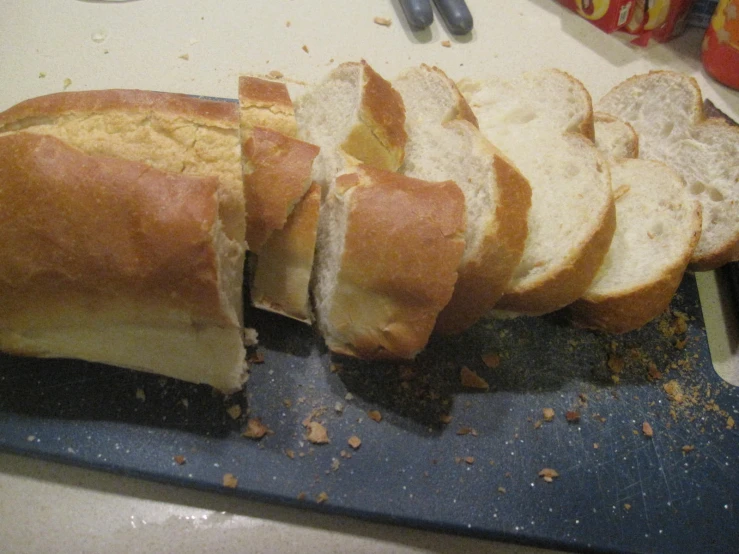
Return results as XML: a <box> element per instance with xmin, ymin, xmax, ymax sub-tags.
<box><xmin>433</xmin><ymin>0</ymin><xmax>473</xmax><ymax>34</ymax></box>
<box><xmin>399</xmin><ymin>0</ymin><xmax>434</xmax><ymax>30</ymax></box>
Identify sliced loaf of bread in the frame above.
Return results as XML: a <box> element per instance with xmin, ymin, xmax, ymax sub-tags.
<box><xmin>239</xmin><ymin>76</ymin><xmax>321</xmax><ymax>323</ymax></box>
<box><xmin>393</xmin><ymin>65</ymin><xmax>531</xmax><ymax>334</ymax></box>
<box><xmin>597</xmin><ymin>71</ymin><xmax>739</xmax><ymax>270</ymax></box>
<box><xmin>566</xmin><ymin>158</ymin><xmax>702</xmax><ymax>333</ymax></box>
<box><xmin>312</xmin><ymin>165</ymin><xmax>466</xmax><ymax>359</ymax></box>
<box><xmin>294</xmin><ymin>60</ymin><xmax>407</xmax><ymax>190</ymax></box>
<box><xmin>459</xmin><ymin>70</ymin><xmax>615</xmax><ymax>315</ymax></box>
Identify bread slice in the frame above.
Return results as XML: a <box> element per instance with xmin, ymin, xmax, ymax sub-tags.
<box><xmin>459</xmin><ymin>70</ymin><xmax>615</xmax><ymax>315</ymax></box>
<box><xmin>0</xmin><ymin>133</ymin><xmax>247</xmax><ymax>392</ymax></box>
<box><xmin>312</xmin><ymin>165</ymin><xmax>466</xmax><ymax>359</ymax></box>
<box><xmin>294</xmin><ymin>60</ymin><xmax>408</xmax><ymax>190</ymax></box>
<box><xmin>597</xmin><ymin>71</ymin><xmax>739</xmax><ymax>269</ymax></box>
<box><xmin>594</xmin><ymin>112</ymin><xmax>639</xmax><ymax>159</ymax></box>
<box><xmin>249</xmin><ymin>182</ymin><xmax>321</xmax><ymax>322</ymax></box>
<box><xmin>393</xmin><ymin>65</ymin><xmax>531</xmax><ymax>334</ymax></box>
<box><xmin>239</xmin><ymin>76</ymin><xmax>321</xmax><ymax>323</ymax></box>
<box><xmin>0</xmin><ymin>89</ymin><xmax>245</xmax><ymax>244</ymax></box>
<box><xmin>567</xmin><ymin>158</ymin><xmax>702</xmax><ymax>333</ymax></box>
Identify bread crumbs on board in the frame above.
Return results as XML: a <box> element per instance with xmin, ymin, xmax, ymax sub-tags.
<box><xmin>316</xmin><ymin>492</ymin><xmax>329</xmax><ymax>504</ymax></box>
<box><xmin>542</xmin><ymin>408</ymin><xmax>555</xmax><ymax>421</ymax></box>
<box><xmin>642</xmin><ymin>421</ymin><xmax>654</xmax><ymax>437</ymax></box>
<box><xmin>441</xmin><ymin>40</ymin><xmax>452</xmax><ymax>47</ymax></box>
<box><xmin>222</xmin><ymin>473</ymin><xmax>238</xmax><ymax>488</ymax></box>
<box><xmin>368</xmin><ymin>410</ymin><xmax>383</xmax><ymax>422</ymax></box>
<box><xmin>374</xmin><ymin>16</ymin><xmax>392</xmax><ymax>26</ymax></box>
<box><xmin>348</xmin><ymin>435</ymin><xmax>362</xmax><ymax>449</ymax></box>
<box><xmin>538</xmin><ymin>468</ymin><xmax>559</xmax><ymax>483</ymax></box>
<box><xmin>173</xmin><ymin>455</ymin><xmax>186</xmax><ymax>465</ymax></box>
<box><xmin>242</xmin><ymin>418</ymin><xmax>272</xmax><ymax>440</ymax></box>
<box><xmin>306</xmin><ymin>421</ymin><xmax>330</xmax><ymax>444</ymax></box>
<box><xmin>460</xmin><ymin>366</ymin><xmax>489</xmax><ymax>390</ymax></box>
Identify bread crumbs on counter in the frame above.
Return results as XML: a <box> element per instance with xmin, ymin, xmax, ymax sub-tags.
<box><xmin>441</xmin><ymin>40</ymin><xmax>452</xmax><ymax>47</ymax></box>
<box><xmin>222</xmin><ymin>473</ymin><xmax>238</xmax><ymax>488</ymax></box>
<box><xmin>368</xmin><ymin>410</ymin><xmax>383</xmax><ymax>422</ymax></box>
<box><xmin>593</xmin><ymin>443</ymin><xmax>600</xmax><ymax>449</ymax></box>
<box><xmin>348</xmin><ymin>435</ymin><xmax>362</xmax><ymax>449</ymax></box>
<box><xmin>267</xmin><ymin>70</ymin><xmax>284</xmax><ymax>79</ymax></box>
<box><xmin>306</xmin><ymin>421</ymin><xmax>330</xmax><ymax>444</ymax></box>
<box><xmin>481</xmin><ymin>352</ymin><xmax>501</xmax><ymax>368</ymax></box>
<box><xmin>38</xmin><ymin>72</ymin><xmax>46</xmax><ymax>78</ymax></box>
<box><xmin>538</xmin><ymin>468</ymin><xmax>559</xmax><ymax>483</ymax></box>
<box><xmin>316</xmin><ymin>491</ymin><xmax>329</xmax><ymax>504</ymax></box>
<box><xmin>226</xmin><ymin>404</ymin><xmax>242</xmax><ymax>420</ymax></box>
<box><xmin>173</xmin><ymin>455</ymin><xmax>186</xmax><ymax>465</ymax></box>
<box><xmin>460</xmin><ymin>366</ymin><xmax>489</xmax><ymax>390</ymax></box>
<box><xmin>374</xmin><ymin>16</ymin><xmax>392</xmax><ymax>26</ymax></box>
<box><xmin>542</xmin><ymin>408</ymin><xmax>555</xmax><ymax>421</ymax></box>
<box><xmin>728</xmin><ymin>416</ymin><xmax>735</xmax><ymax>430</ymax></box>
<box><xmin>242</xmin><ymin>417</ymin><xmax>272</xmax><ymax>440</ymax></box>
<box><xmin>642</xmin><ymin>421</ymin><xmax>654</xmax><ymax>437</ymax></box>
<box><xmin>178</xmin><ymin>53</ymin><xmax>189</xmax><ymax>61</ymax></box>
<box><xmin>682</xmin><ymin>445</ymin><xmax>695</xmax><ymax>453</ymax></box>
<box><xmin>663</xmin><ymin>380</ymin><xmax>685</xmax><ymax>403</ymax></box>
<box><xmin>63</xmin><ymin>78</ymin><xmax>72</xmax><ymax>90</ymax></box>
<box><xmin>302</xmin><ymin>45</ymin><xmax>309</xmax><ymax>53</ymax></box>
<box><xmin>565</xmin><ymin>410</ymin><xmax>580</xmax><ymax>423</ymax></box>
<box><xmin>497</xmin><ymin>487</ymin><xmax>507</xmax><ymax>494</ymax></box>
<box><xmin>624</xmin><ymin>503</ymin><xmax>632</xmax><ymax>511</ymax></box>
<box><xmin>456</xmin><ymin>426</ymin><xmax>478</xmax><ymax>436</ymax></box>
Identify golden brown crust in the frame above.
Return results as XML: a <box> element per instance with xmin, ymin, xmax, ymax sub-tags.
<box><xmin>250</xmin><ymin>182</ymin><xmax>321</xmax><ymax>323</ymax></box>
<box><xmin>343</xmin><ymin>61</ymin><xmax>407</xmax><ymax>171</ymax></box>
<box><xmin>0</xmin><ymin>89</ymin><xmax>245</xmax><ymax>244</ymax></box>
<box><xmin>243</xmin><ymin>127</ymin><xmax>319</xmax><ymax>253</ymax></box>
<box><xmin>238</xmin><ymin>76</ymin><xmax>298</xmax><ymax>138</ymax></box>
<box><xmin>434</xmin><ymin>147</ymin><xmax>532</xmax><ymax>335</ymax></box>
<box><xmin>0</xmin><ymin>88</ymin><xmax>239</xmax><ymax>130</ymax></box>
<box><xmin>325</xmin><ymin>166</ymin><xmax>465</xmax><ymax>359</ymax></box>
<box><xmin>0</xmin><ymin>132</ymin><xmax>237</xmax><ymax>325</ymax></box>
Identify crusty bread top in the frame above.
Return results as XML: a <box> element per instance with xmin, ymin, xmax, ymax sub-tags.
<box><xmin>0</xmin><ymin>88</ymin><xmax>239</xmax><ymax>129</ymax></box>
<box><xmin>0</xmin><ymin>89</ymin><xmax>245</xmax><ymax>244</ymax></box>
<box><xmin>242</xmin><ymin>126</ymin><xmax>319</xmax><ymax>252</ymax></box>
<box><xmin>239</xmin><ymin>76</ymin><xmax>298</xmax><ymax>138</ymax></box>
<box><xmin>0</xmin><ymin>132</ymin><xmax>241</xmax><ymax>327</ymax></box>
<box><xmin>313</xmin><ymin>165</ymin><xmax>465</xmax><ymax>359</ymax></box>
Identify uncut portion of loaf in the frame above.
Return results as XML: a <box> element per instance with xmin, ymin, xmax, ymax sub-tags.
<box><xmin>567</xmin><ymin>158</ymin><xmax>702</xmax><ymax>333</ymax></box>
<box><xmin>393</xmin><ymin>65</ymin><xmax>531</xmax><ymax>334</ymax></box>
<box><xmin>294</xmin><ymin>60</ymin><xmax>407</xmax><ymax>190</ymax></box>
<box><xmin>459</xmin><ymin>70</ymin><xmax>614</xmax><ymax>315</ymax></box>
<box><xmin>597</xmin><ymin>71</ymin><xmax>739</xmax><ymax>270</ymax></box>
<box><xmin>0</xmin><ymin>89</ymin><xmax>245</xmax><ymax>244</ymax></box>
<box><xmin>312</xmin><ymin>165</ymin><xmax>466</xmax><ymax>359</ymax></box>
<box><xmin>0</xmin><ymin>133</ymin><xmax>247</xmax><ymax>392</ymax></box>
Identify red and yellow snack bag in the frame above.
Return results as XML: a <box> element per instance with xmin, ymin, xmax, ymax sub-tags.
<box><xmin>702</xmin><ymin>0</ymin><xmax>739</xmax><ymax>89</ymax></box>
<box><xmin>557</xmin><ymin>0</ymin><xmax>637</xmax><ymax>33</ymax></box>
<box><xmin>627</xmin><ymin>0</ymin><xmax>697</xmax><ymax>45</ymax></box>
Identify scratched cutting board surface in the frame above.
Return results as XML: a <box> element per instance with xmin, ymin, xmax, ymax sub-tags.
<box><xmin>1</xmin><ymin>273</ymin><xmax>738</xmax><ymax>554</ymax></box>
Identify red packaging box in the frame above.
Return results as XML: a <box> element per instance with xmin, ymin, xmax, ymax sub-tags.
<box><xmin>557</xmin><ymin>0</ymin><xmax>637</xmax><ymax>32</ymax></box>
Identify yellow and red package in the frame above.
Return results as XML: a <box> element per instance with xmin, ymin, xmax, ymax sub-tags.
<box><xmin>702</xmin><ymin>0</ymin><xmax>739</xmax><ymax>89</ymax></box>
<box><xmin>557</xmin><ymin>0</ymin><xmax>637</xmax><ymax>32</ymax></box>
<box><xmin>626</xmin><ymin>0</ymin><xmax>697</xmax><ymax>45</ymax></box>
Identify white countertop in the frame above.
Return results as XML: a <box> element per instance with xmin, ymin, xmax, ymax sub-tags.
<box><xmin>1</xmin><ymin>1</ymin><xmax>737</xmax><ymax>553</ymax></box>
